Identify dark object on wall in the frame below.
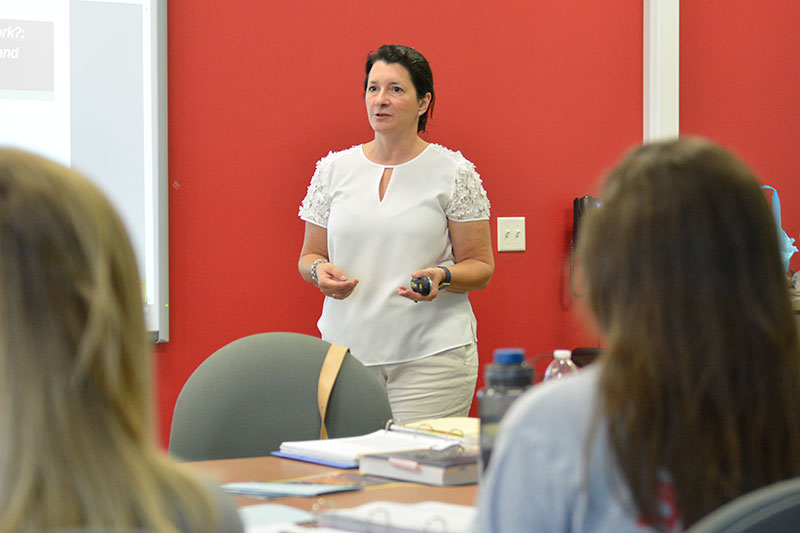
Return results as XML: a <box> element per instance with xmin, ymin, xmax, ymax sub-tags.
<box><xmin>571</xmin><ymin>195</ymin><xmax>600</xmax><ymax>297</ymax></box>
<box><xmin>571</xmin><ymin>347</ymin><xmax>602</xmax><ymax>368</ymax></box>
<box><xmin>573</xmin><ymin>195</ymin><xmax>600</xmax><ymax>247</ymax></box>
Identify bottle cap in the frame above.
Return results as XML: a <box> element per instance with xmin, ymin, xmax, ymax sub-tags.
<box><xmin>493</xmin><ymin>348</ymin><xmax>525</xmax><ymax>364</ymax></box>
<box><xmin>486</xmin><ymin>348</ymin><xmax>533</xmax><ymax>387</ymax></box>
<box><xmin>554</xmin><ymin>349</ymin><xmax>572</xmax><ymax>361</ymax></box>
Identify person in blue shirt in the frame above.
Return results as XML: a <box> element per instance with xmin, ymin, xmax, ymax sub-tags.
<box><xmin>473</xmin><ymin>137</ymin><xmax>800</xmax><ymax>531</ymax></box>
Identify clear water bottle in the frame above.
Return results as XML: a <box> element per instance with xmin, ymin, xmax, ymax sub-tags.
<box><xmin>477</xmin><ymin>348</ymin><xmax>533</xmax><ymax>475</ymax></box>
<box><xmin>544</xmin><ymin>349</ymin><xmax>579</xmax><ymax>381</ymax></box>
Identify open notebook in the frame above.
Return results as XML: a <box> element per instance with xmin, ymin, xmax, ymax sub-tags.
<box><xmin>274</xmin><ymin>421</ymin><xmax>464</xmax><ymax>468</ymax></box>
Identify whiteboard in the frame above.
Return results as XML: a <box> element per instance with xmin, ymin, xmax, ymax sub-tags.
<box><xmin>0</xmin><ymin>0</ymin><xmax>169</xmax><ymax>341</ymax></box>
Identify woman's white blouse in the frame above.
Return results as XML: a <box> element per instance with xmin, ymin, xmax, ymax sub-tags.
<box><xmin>299</xmin><ymin>143</ymin><xmax>490</xmax><ymax>365</ymax></box>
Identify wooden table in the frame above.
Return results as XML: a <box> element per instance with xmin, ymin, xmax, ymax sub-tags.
<box><xmin>187</xmin><ymin>455</ymin><xmax>478</xmax><ymax>511</ymax></box>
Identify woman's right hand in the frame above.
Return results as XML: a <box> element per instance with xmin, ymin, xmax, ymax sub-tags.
<box><xmin>316</xmin><ymin>261</ymin><xmax>359</xmax><ymax>300</ymax></box>
<box><xmin>299</xmin><ymin>222</ymin><xmax>358</xmax><ymax>299</ymax></box>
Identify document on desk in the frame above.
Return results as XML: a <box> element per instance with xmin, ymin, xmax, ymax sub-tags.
<box><xmin>274</xmin><ymin>423</ymin><xmax>464</xmax><ymax>468</ymax></box>
<box><xmin>316</xmin><ymin>500</ymin><xmax>476</xmax><ymax>533</ymax></box>
<box><xmin>222</xmin><ymin>481</ymin><xmax>361</xmax><ymax>499</ymax></box>
<box><xmin>237</xmin><ymin>503</ymin><xmax>313</xmax><ymax>532</ymax></box>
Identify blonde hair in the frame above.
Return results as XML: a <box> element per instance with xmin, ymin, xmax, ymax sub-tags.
<box><xmin>0</xmin><ymin>149</ymin><xmax>217</xmax><ymax>531</ymax></box>
<box><xmin>578</xmin><ymin>137</ymin><xmax>800</xmax><ymax>527</ymax></box>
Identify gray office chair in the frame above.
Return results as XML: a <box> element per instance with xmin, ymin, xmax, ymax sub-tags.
<box><xmin>168</xmin><ymin>332</ymin><xmax>393</xmax><ymax>461</ymax></box>
<box><xmin>687</xmin><ymin>476</ymin><xmax>800</xmax><ymax>532</ymax></box>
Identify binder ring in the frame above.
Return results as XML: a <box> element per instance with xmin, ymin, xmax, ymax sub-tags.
<box><xmin>366</xmin><ymin>506</ymin><xmax>391</xmax><ymax>531</ymax></box>
<box><xmin>311</xmin><ymin>498</ymin><xmax>335</xmax><ymax>519</ymax></box>
<box><xmin>423</xmin><ymin>515</ymin><xmax>449</xmax><ymax>531</ymax></box>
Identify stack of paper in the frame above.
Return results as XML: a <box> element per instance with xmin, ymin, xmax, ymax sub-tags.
<box><xmin>275</xmin><ymin>424</ymin><xmax>463</xmax><ymax>468</ymax></box>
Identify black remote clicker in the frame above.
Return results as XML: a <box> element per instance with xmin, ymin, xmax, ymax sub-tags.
<box><xmin>410</xmin><ymin>276</ymin><xmax>432</xmax><ymax>296</ymax></box>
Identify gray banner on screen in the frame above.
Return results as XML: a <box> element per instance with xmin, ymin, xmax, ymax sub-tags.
<box><xmin>0</xmin><ymin>19</ymin><xmax>54</xmax><ymax>91</ymax></box>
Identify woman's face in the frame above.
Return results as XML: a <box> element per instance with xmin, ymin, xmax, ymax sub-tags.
<box><xmin>365</xmin><ymin>61</ymin><xmax>430</xmax><ymax>135</ymax></box>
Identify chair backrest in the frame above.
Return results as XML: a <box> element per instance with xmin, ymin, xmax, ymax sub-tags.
<box><xmin>168</xmin><ymin>332</ymin><xmax>393</xmax><ymax>461</ymax></box>
<box><xmin>687</xmin><ymin>477</ymin><xmax>800</xmax><ymax>532</ymax></box>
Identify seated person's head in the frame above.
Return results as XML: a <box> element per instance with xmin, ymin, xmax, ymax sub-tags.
<box><xmin>579</xmin><ymin>136</ymin><xmax>792</xmax><ymax>344</ymax></box>
<box><xmin>0</xmin><ymin>148</ymin><xmax>150</xmax><ymax>445</ymax></box>
<box><xmin>0</xmin><ymin>148</ymin><xmax>220</xmax><ymax>531</ymax></box>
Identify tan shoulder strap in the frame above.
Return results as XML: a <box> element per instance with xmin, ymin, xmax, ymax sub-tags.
<box><xmin>317</xmin><ymin>343</ymin><xmax>348</xmax><ymax>439</ymax></box>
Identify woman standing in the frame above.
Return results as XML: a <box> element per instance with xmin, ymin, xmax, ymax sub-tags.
<box><xmin>472</xmin><ymin>137</ymin><xmax>800</xmax><ymax>531</ymax></box>
<box><xmin>299</xmin><ymin>44</ymin><xmax>494</xmax><ymax>422</ymax></box>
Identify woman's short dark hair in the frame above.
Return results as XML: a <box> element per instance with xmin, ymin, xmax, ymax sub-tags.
<box><xmin>364</xmin><ymin>44</ymin><xmax>435</xmax><ymax>133</ymax></box>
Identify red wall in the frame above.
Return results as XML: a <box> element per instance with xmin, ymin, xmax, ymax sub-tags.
<box><xmin>681</xmin><ymin>1</ymin><xmax>800</xmax><ymax>271</ymax></box>
<box><xmin>155</xmin><ymin>0</ymin><xmax>643</xmax><ymax>445</ymax></box>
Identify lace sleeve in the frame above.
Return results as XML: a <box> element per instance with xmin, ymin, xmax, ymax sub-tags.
<box><xmin>445</xmin><ymin>159</ymin><xmax>491</xmax><ymax>221</ymax></box>
<box><xmin>298</xmin><ymin>153</ymin><xmax>332</xmax><ymax>227</ymax></box>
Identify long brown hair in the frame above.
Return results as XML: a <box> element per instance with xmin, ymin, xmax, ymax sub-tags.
<box><xmin>0</xmin><ymin>149</ymin><xmax>217</xmax><ymax>531</ymax></box>
<box><xmin>578</xmin><ymin>137</ymin><xmax>800</xmax><ymax>526</ymax></box>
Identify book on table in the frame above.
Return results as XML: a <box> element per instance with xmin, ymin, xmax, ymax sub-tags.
<box><xmin>358</xmin><ymin>446</ymin><xmax>478</xmax><ymax>486</ymax></box>
<box><xmin>274</xmin><ymin>421</ymin><xmax>464</xmax><ymax>468</ymax></box>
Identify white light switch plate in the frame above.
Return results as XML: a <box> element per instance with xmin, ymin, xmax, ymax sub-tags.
<box><xmin>497</xmin><ymin>217</ymin><xmax>525</xmax><ymax>252</ymax></box>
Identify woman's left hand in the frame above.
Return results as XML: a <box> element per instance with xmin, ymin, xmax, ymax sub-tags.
<box><xmin>397</xmin><ymin>219</ymin><xmax>495</xmax><ymax>303</ymax></box>
<box><xmin>397</xmin><ymin>267</ymin><xmax>448</xmax><ymax>302</ymax></box>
